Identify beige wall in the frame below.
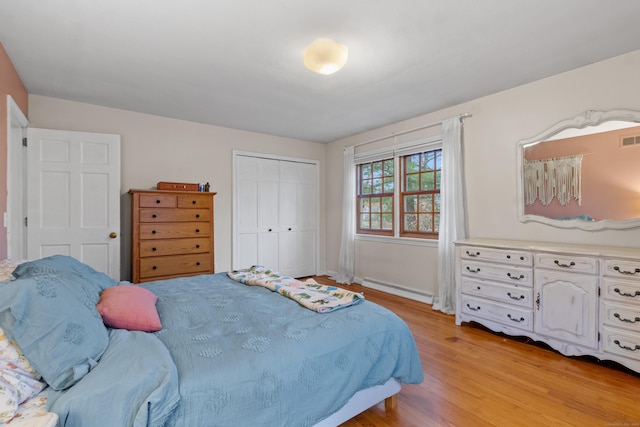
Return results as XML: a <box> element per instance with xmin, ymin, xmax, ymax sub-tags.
<box><xmin>0</xmin><ymin>43</ymin><xmax>28</xmax><ymax>260</ymax></box>
<box><xmin>27</xmin><ymin>95</ymin><xmax>326</xmax><ymax>280</ymax></box>
<box><xmin>327</xmin><ymin>49</ymin><xmax>640</xmax><ymax>297</ymax></box>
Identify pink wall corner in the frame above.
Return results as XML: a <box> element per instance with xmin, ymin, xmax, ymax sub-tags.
<box><xmin>0</xmin><ymin>42</ymin><xmax>28</xmax><ymax>259</ymax></box>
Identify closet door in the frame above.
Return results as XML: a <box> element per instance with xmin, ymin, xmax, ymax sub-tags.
<box><xmin>234</xmin><ymin>153</ymin><xmax>317</xmax><ymax>277</ymax></box>
<box><xmin>278</xmin><ymin>161</ymin><xmax>317</xmax><ymax>278</ymax></box>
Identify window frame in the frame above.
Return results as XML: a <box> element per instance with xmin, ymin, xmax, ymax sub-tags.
<box><xmin>354</xmin><ymin>137</ymin><xmax>442</xmax><ymax>241</ymax></box>
<box><xmin>399</xmin><ymin>149</ymin><xmax>442</xmax><ymax>239</ymax></box>
<box><xmin>356</xmin><ymin>158</ymin><xmax>395</xmax><ymax>236</ymax></box>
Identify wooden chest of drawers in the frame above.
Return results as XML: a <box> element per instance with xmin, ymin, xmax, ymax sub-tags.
<box><xmin>130</xmin><ymin>189</ymin><xmax>216</xmax><ymax>283</ymax></box>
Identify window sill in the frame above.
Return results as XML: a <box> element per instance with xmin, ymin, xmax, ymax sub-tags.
<box><xmin>355</xmin><ymin>234</ymin><xmax>438</xmax><ymax>247</ymax></box>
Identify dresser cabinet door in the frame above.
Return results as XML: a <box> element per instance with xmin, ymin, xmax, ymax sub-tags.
<box><xmin>534</xmin><ymin>270</ymin><xmax>598</xmax><ymax>348</ymax></box>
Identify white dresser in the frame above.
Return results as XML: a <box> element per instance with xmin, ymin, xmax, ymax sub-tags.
<box><xmin>455</xmin><ymin>238</ymin><xmax>640</xmax><ymax>373</ymax></box>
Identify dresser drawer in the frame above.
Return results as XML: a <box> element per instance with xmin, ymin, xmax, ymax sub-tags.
<box><xmin>461</xmin><ymin>260</ymin><xmax>532</xmax><ymax>287</ymax></box>
<box><xmin>139</xmin><ymin>208</ymin><xmax>210</xmax><ymax>223</ymax></box>
<box><xmin>601</xmin><ymin>300</ymin><xmax>640</xmax><ymax>333</ymax></box>
<box><xmin>460</xmin><ymin>278</ymin><xmax>532</xmax><ymax>308</ymax></box>
<box><xmin>461</xmin><ymin>295</ymin><xmax>533</xmax><ymax>331</ymax></box>
<box><xmin>535</xmin><ymin>253</ymin><xmax>597</xmax><ymax>274</ymax></box>
<box><xmin>139</xmin><ymin>253</ymin><xmax>212</xmax><ymax>279</ymax></box>
<box><xmin>601</xmin><ymin>278</ymin><xmax>640</xmax><ymax>304</ymax></box>
<box><xmin>460</xmin><ymin>246</ymin><xmax>532</xmax><ymax>267</ymax></box>
<box><xmin>178</xmin><ymin>194</ymin><xmax>212</xmax><ymax>209</ymax></box>
<box><xmin>603</xmin><ymin>259</ymin><xmax>640</xmax><ymax>281</ymax></box>
<box><xmin>139</xmin><ymin>193</ymin><xmax>177</xmax><ymax>208</ymax></box>
<box><xmin>601</xmin><ymin>326</ymin><xmax>640</xmax><ymax>362</ymax></box>
<box><xmin>139</xmin><ymin>238</ymin><xmax>211</xmax><ymax>257</ymax></box>
<box><xmin>140</xmin><ymin>222</ymin><xmax>210</xmax><ymax>239</ymax></box>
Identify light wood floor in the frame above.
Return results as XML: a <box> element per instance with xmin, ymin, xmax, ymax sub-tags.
<box><xmin>310</xmin><ymin>276</ymin><xmax>640</xmax><ymax>427</ymax></box>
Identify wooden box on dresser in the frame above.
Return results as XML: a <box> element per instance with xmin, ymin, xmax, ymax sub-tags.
<box><xmin>129</xmin><ymin>189</ymin><xmax>216</xmax><ymax>283</ymax></box>
<box><xmin>455</xmin><ymin>238</ymin><xmax>640</xmax><ymax>374</ymax></box>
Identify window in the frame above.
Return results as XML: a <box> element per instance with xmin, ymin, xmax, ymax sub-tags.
<box><xmin>356</xmin><ymin>143</ymin><xmax>441</xmax><ymax>240</ymax></box>
<box><xmin>357</xmin><ymin>159</ymin><xmax>394</xmax><ymax>235</ymax></box>
<box><xmin>401</xmin><ymin>149</ymin><xmax>441</xmax><ymax>238</ymax></box>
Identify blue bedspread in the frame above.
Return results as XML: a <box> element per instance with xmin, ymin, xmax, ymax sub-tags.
<box><xmin>51</xmin><ymin>272</ymin><xmax>423</xmax><ymax>426</ymax></box>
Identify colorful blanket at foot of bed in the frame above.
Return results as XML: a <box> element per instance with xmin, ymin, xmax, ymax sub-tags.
<box><xmin>227</xmin><ymin>266</ymin><xmax>364</xmax><ymax>313</ymax></box>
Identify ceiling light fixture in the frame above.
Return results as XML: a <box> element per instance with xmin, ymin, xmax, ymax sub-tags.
<box><xmin>303</xmin><ymin>39</ymin><xmax>348</xmax><ymax>75</ymax></box>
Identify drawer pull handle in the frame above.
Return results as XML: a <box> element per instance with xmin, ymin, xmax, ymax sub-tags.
<box><xmin>196</xmin><ymin>262</ymin><xmax>201</xmax><ymax>266</ymax></box>
<box><xmin>152</xmin><ymin>230</ymin><xmax>157</xmax><ymax>234</ymax></box>
<box><xmin>268</xmin><ymin>228</ymin><xmax>273</xmax><ymax>232</ymax></box>
<box><xmin>507</xmin><ymin>273</ymin><xmax>524</xmax><ymax>280</ymax></box>
<box><xmin>195</xmin><ymin>229</ymin><xmax>200</xmax><ymax>233</ymax></box>
<box><xmin>466</xmin><ymin>251</ymin><xmax>480</xmax><ymax>257</ymax></box>
<box><xmin>196</xmin><ymin>244</ymin><xmax>200</xmax><ymax>249</ymax></box>
<box><xmin>613</xmin><ymin>288</ymin><xmax>640</xmax><ymax>298</ymax></box>
<box><xmin>466</xmin><ymin>303</ymin><xmax>480</xmax><ymax>311</ymax></box>
<box><xmin>536</xmin><ymin>292</ymin><xmax>540</xmax><ymax>311</ymax></box>
<box><xmin>613</xmin><ymin>340</ymin><xmax>640</xmax><ymax>352</ymax></box>
<box><xmin>476</xmin><ymin>286</ymin><xmax>481</xmax><ymax>290</ymax></box>
<box><xmin>152</xmin><ymin>266</ymin><xmax>157</xmax><ymax>270</ymax></box>
<box><xmin>507</xmin><ymin>314</ymin><xmax>525</xmax><ymax>323</ymax></box>
<box><xmin>152</xmin><ymin>247</ymin><xmax>157</xmax><ymax>251</ymax></box>
<box><xmin>288</xmin><ymin>227</ymin><xmax>292</xmax><ymax>231</ymax></box>
<box><xmin>554</xmin><ymin>260</ymin><xmax>575</xmax><ymax>268</ymax></box>
<box><xmin>192</xmin><ymin>200</ymin><xmax>197</xmax><ymax>205</ymax></box>
<box><xmin>152</xmin><ymin>214</ymin><xmax>157</xmax><ymax>218</ymax></box>
<box><xmin>613</xmin><ymin>266</ymin><xmax>640</xmax><ymax>276</ymax></box>
<box><xmin>156</xmin><ymin>199</ymin><xmax>161</xmax><ymax>204</ymax></box>
<box><xmin>466</xmin><ymin>266</ymin><xmax>480</xmax><ymax>273</ymax></box>
<box><xmin>196</xmin><ymin>214</ymin><xmax>200</xmax><ymax>218</ymax></box>
<box><xmin>507</xmin><ymin>292</ymin><xmax>524</xmax><ymax>300</ymax></box>
<box><xmin>614</xmin><ymin>313</ymin><xmax>640</xmax><ymax>324</ymax></box>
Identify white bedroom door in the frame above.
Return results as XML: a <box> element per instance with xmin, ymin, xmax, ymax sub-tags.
<box><xmin>25</xmin><ymin>128</ymin><xmax>121</xmax><ymax>279</ymax></box>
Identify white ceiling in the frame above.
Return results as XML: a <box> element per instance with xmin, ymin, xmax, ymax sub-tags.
<box><xmin>2</xmin><ymin>1</ymin><xmax>640</xmax><ymax>143</ymax></box>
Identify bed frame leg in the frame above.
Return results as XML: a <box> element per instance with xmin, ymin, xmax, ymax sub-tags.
<box><xmin>384</xmin><ymin>394</ymin><xmax>398</xmax><ymax>412</ymax></box>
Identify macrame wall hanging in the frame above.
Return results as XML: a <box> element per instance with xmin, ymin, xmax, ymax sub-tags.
<box><xmin>523</xmin><ymin>155</ymin><xmax>583</xmax><ymax>206</ymax></box>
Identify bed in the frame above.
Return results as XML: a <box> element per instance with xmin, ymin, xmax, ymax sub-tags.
<box><xmin>0</xmin><ymin>256</ymin><xmax>423</xmax><ymax>426</ymax></box>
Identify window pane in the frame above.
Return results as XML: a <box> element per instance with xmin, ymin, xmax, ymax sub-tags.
<box><xmin>362</xmin><ymin>180</ymin><xmax>372</xmax><ymax>194</ymax></box>
<box><xmin>422</xmin><ymin>152</ymin><xmax>434</xmax><ymax>171</ymax></box>
<box><xmin>361</xmin><ymin>164</ymin><xmax>371</xmax><ymax>179</ymax></box>
<box><xmin>404</xmin><ymin>195</ymin><xmax>417</xmax><ymax>212</ymax></box>
<box><xmin>383</xmin><ymin>159</ymin><xmax>394</xmax><ymax>176</ymax></box>
<box><xmin>404</xmin><ymin>214</ymin><xmax>417</xmax><ymax>231</ymax></box>
<box><xmin>434</xmin><ymin>194</ymin><xmax>441</xmax><ymax>212</ymax></box>
<box><xmin>406</xmin><ymin>155</ymin><xmax>420</xmax><ymax>173</ymax></box>
<box><xmin>434</xmin><ymin>214</ymin><xmax>440</xmax><ymax>233</ymax></box>
<box><xmin>360</xmin><ymin>214</ymin><xmax>370</xmax><ymax>228</ymax></box>
<box><xmin>419</xmin><ymin>194</ymin><xmax>432</xmax><ymax>212</ymax></box>
<box><xmin>371</xmin><ymin>214</ymin><xmax>381</xmax><ymax>229</ymax></box>
<box><xmin>406</xmin><ymin>174</ymin><xmax>419</xmax><ymax>191</ymax></box>
<box><xmin>418</xmin><ymin>214</ymin><xmax>432</xmax><ymax>232</ymax></box>
<box><xmin>373</xmin><ymin>178</ymin><xmax>383</xmax><ymax>193</ymax></box>
<box><xmin>372</xmin><ymin>161</ymin><xmax>383</xmax><ymax>178</ymax></box>
<box><xmin>383</xmin><ymin>177</ymin><xmax>394</xmax><ymax>193</ymax></box>
<box><xmin>381</xmin><ymin>196</ymin><xmax>393</xmax><ymax>212</ymax></box>
<box><xmin>382</xmin><ymin>214</ymin><xmax>393</xmax><ymax>229</ymax></box>
<box><xmin>435</xmin><ymin>170</ymin><xmax>441</xmax><ymax>189</ymax></box>
<box><xmin>360</xmin><ymin>198</ymin><xmax>370</xmax><ymax>213</ymax></box>
<box><xmin>435</xmin><ymin>150</ymin><xmax>442</xmax><ymax>170</ymax></box>
<box><xmin>421</xmin><ymin>172</ymin><xmax>435</xmax><ymax>190</ymax></box>
<box><xmin>371</xmin><ymin>197</ymin><xmax>381</xmax><ymax>213</ymax></box>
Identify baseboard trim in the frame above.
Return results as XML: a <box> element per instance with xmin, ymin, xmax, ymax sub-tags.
<box><xmin>361</xmin><ymin>277</ymin><xmax>433</xmax><ymax>305</ymax></box>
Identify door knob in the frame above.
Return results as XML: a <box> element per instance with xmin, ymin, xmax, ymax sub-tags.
<box><xmin>109</xmin><ymin>232</ymin><xmax>118</xmax><ymax>238</ymax></box>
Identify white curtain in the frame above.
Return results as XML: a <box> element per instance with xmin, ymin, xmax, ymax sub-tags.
<box><xmin>433</xmin><ymin>117</ymin><xmax>467</xmax><ymax>314</ymax></box>
<box><xmin>331</xmin><ymin>146</ymin><xmax>356</xmax><ymax>284</ymax></box>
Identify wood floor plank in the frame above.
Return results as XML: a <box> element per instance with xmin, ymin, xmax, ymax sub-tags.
<box><xmin>309</xmin><ymin>276</ymin><xmax>640</xmax><ymax>427</ymax></box>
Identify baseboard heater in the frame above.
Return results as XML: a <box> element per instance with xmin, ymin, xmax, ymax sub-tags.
<box><xmin>361</xmin><ymin>277</ymin><xmax>433</xmax><ymax>304</ymax></box>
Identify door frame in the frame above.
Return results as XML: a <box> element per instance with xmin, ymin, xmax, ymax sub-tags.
<box><xmin>6</xmin><ymin>95</ymin><xmax>28</xmax><ymax>259</ymax></box>
<box><xmin>232</xmin><ymin>150</ymin><xmax>320</xmax><ymax>275</ymax></box>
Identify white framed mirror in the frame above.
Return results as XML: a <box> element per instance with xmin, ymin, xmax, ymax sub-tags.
<box><xmin>517</xmin><ymin>109</ymin><xmax>640</xmax><ymax>230</ymax></box>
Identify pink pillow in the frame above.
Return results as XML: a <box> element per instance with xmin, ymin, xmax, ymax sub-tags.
<box><xmin>96</xmin><ymin>285</ymin><xmax>162</xmax><ymax>332</ymax></box>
